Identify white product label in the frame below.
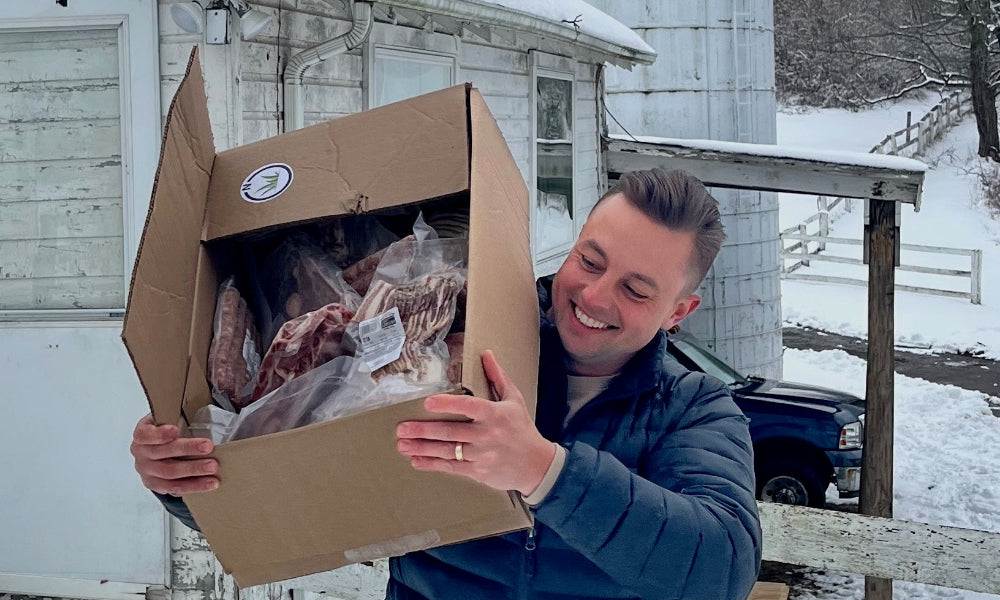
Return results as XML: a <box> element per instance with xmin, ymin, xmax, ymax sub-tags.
<box><xmin>358</xmin><ymin>307</ymin><xmax>406</xmax><ymax>371</ymax></box>
<box><xmin>240</xmin><ymin>163</ymin><xmax>294</xmax><ymax>203</ymax></box>
<box><xmin>243</xmin><ymin>330</ymin><xmax>261</xmax><ymax>375</ymax></box>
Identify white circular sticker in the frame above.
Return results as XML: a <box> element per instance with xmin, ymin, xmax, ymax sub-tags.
<box><xmin>240</xmin><ymin>163</ymin><xmax>293</xmax><ymax>203</ymax></box>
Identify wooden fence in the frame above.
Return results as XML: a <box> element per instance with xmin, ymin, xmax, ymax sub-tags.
<box><xmin>760</xmin><ymin>503</ymin><xmax>1000</xmax><ymax>595</ymax></box>
<box><xmin>780</xmin><ymin>231</ymin><xmax>983</xmax><ymax>304</ymax></box>
<box><xmin>780</xmin><ymin>89</ymin><xmax>982</xmax><ymax>303</ymax></box>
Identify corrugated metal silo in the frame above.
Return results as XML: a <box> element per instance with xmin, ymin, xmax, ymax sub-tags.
<box><xmin>589</xmin><ymin>0</ymin><xmax>782</xmax><ymax>378</ymax></box>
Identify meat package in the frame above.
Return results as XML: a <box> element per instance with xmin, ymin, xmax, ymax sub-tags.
<box><xmin>354</xmin><ymin>274</ymin><xmax>463</xmax><ymax>382</ymax></box>
<box><xmin>207</xmin><ymin>277</ymin><xmax>262</xmax><ymax>411</ymax></box>
<box><xmin>250</xmin><ymin>302</ymin><xmax>355</xmax><ymax>402</ymax></box>
<box><xmin>197</xmin><ymin>212</ymin><xmax>470</xmax><ymax>443</ymax></box>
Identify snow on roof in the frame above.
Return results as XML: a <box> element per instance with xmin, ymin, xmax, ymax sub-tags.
<box><xmin>479</xmin><ymin>0</ymin><xmax>654</xmax><ymax>56</ymax></box>
<box><xmin>612</xmin><ymin>134</ymin><xmax>928</xmax><ymax>173</ymax></box>
<box><xmin>380</xmin><ymin>0</ymin><xmax>656</xmax><ymax>66</ymax></box>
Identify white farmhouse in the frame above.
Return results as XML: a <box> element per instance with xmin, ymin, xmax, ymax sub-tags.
<box><xmin>0</xmin><ymin>1</ymin><xmax>776</xmax><ymax>599</ymax></box>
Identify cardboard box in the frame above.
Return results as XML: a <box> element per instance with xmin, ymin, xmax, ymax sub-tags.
<box><xmin>122</xmin><ymin>48</ymin><xmax>538</xmax><ymax>586</ymax></box>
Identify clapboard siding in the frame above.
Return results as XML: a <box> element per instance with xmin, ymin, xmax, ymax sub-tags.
<box><xmin>0</xmin><ymin>82</ymin><xmax>120</xmax><ymax>123</ymax></box>
<box><xmin>0</xmin><ymin>237</ymin><xmax>123</xmax><ymax>280</ymax></box>
<box><xmin>0</xmin><ymin>158</ymin><xmax>123</xmax><ymax>203</ymax></box>
<box><xmin>0</xmin><ymin>276</ymin><xmax>124</xmax><ymax>310</ymax></box>
<box><xmin>459</xmin><ymin>40</ymin><xmax>532</xmax><ymax>181</ymax></box>
<box><xmin>0</xmin><ymin>120</ymin><xmax>121</xmax><ymax>162</ymax></box>
<box><xmin>0</xmin><ymin>38</ymin><xmax>119</xmax><ymax>83</ymax></box>
<box><xmin>0</xmin><ymin>199</ymin><xmax>123</xmax><ymax>241</ymax></box>
<box><xmin>0</xmin><ymin>27</ymin><xmax>125</xmax><ymax>311</ymax></box>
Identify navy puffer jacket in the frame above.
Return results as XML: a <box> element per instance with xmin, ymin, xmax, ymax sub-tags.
<box><xmin>157</xmin><ymin>304</ymin><xmax>761</xmax><ymax>599</ymax></box>
<box><xmin>388</xmin><ymin>314</ymin><xmax>761</xmax><ymax>600</ymax></box>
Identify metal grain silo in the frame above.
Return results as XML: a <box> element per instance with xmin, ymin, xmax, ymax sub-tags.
<box><xmin>588</xmin><ymin>0</ymin><xmax>782</xmax><ymax>378</ymax></box>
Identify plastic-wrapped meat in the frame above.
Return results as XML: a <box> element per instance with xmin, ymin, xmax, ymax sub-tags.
<box><xmin>354</xmin><ymin>273</ymin><xmax>462</xmax><ymax>381</ymax></box>
<box><xmin>251</xmin><ymin>302</ymin><xmax>354</xmax><ymax>402</ymax></box>
<box><xmin>342</xmin><ymin>235</ymin><xmax>415</xmax><ymax>296</ymax></box>
<box><xmin>208</xmin><ymin>279</ymin><xmax>262</xmax><ymax>410</ymax></box>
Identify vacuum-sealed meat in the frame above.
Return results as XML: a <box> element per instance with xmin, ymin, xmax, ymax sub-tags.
<box><xmin>251</xmin><ymin>302</ymin><xmax>354</xmax><ymax>402</ymax></box>
<box><xmin>208</xmin><ymin>277</ymin><xmax>262</xmax><ymax>410</ymax></box>
<box><xmin>342</xmin><ymin>235</ymin><xmax>415</xmax><ymax>296</ymax></box>
<box><xmin>354</xmin><ymin>273</ymin><xmax>462</xmax><ymax>382</ymax></box>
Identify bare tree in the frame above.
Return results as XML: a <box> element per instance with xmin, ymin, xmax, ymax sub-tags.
<box><xmin>776</xmin><ymin>0</ymin><xmax>1000</xmax><ymax>160</ymax></box>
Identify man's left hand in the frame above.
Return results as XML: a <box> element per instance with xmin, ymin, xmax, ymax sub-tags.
<box><xmin>396</xmin><ymin>350</ymin><xmax>556</xmax><ymax>495</ymax></box>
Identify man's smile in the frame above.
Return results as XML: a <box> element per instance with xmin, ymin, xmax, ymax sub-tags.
<box><xmin>573</xmin><ymin>304</ymin><xmax>613</xmax><ymax>330</ymax></box>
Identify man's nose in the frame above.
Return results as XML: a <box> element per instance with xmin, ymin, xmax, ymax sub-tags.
<box><xmin>580</xmin><ymin>274</ymin><xmax>615</xmax><ymax>311</ymax></box>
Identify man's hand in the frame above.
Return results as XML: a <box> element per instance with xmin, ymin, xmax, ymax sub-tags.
<box><xmin>131</xmin><ymin>414</ymin><xmax>219</xmax><ymax>495</ymax></box>
<box><xmin>396</xmin><ymin>350</ymin><xmax>556</xmax><ymax>495</ymax></box>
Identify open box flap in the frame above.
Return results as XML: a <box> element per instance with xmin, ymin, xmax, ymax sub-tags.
<box><xmin>122</xmin><ymin>47</ymin><xmax>216</xmax><ymax>426</ymax></box>
<box><xmin>464</xmin><ymin>88</ymin><xmax>539</xmax><ymax>413</ymax></box>
<box><xmin>203</xmin><ymin>85</ymin><xmax>472</xmax><ymax>241</ymax></box>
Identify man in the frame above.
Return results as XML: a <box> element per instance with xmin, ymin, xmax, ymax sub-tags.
<box><xmin>132</xmin><ymin>168</ymin><xmax>761</xmax><ymax>599</ymax></box>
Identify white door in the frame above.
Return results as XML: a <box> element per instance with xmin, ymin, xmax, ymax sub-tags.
<box><xmin>0</xmin><ymin>1</ymin><xmax>165</xmax><ymax>598</ymax></box>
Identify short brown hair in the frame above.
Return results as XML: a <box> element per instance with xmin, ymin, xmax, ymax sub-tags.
<box><xmin>595</xmin><ymin>169</ymin><xmax>725</xmax><ymax>293</ymax></box>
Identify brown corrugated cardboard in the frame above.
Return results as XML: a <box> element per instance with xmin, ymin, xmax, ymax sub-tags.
<box><xmin>122</xmin><ymin>47</ymin><xmax>538</xmax><ymax>586</ymax></box>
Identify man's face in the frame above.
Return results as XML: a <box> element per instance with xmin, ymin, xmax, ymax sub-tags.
<box><xmin>549</xmin><ymin>193</ymin><xmax>701</xmax><ymax>376</ymax></box>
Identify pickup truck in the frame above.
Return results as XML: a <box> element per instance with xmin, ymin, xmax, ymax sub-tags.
<box><xmin>666</xmin><ymin>329</ymin><xmax>865</xmax><ymax>508</ymax></box>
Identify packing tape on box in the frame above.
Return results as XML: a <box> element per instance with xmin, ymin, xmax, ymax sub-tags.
<box><xmin>343</xmin><ymin>530</ymin><xmax>441</xmax><ymax>563</ymax></box>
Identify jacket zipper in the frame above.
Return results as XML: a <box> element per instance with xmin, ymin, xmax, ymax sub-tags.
<box><xmin>520</xmin><ymin>522</ymin><xmax>537</xmax><ymax>600</ymax></box>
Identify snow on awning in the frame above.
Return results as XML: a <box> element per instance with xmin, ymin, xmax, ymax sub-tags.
<box><xmin>606</xmin><ymin>134</ymin><xmax>926</xmax><ymax>210</ymax></box>
<box><xmin>378</xmin><ymin>0</ymin><xmax>656</xmax><ymax>67</ymax></box>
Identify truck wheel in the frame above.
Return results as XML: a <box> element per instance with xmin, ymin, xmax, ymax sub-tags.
<box><xmin>756</xmin><ymin>459</ymin><xmax>826</xmax><ymax>508</ymax></box>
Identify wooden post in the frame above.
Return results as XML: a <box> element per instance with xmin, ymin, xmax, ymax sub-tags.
<box><xmin>971</xmin><ymin>249</ymin><xmax>983</xmax><ymax>305</ymax></box>
<box><xmin>819</xmin><ymin>212</ymin><xmax>828</xmax><ymax>251</ymax></box>
<box><xmin>905</xmin><ymin>111</ymin><xmax>912</xmax><ymax>143</ymax></box>
<box><xmin>862</xmin><ymin>199</ymin><xmax>896</xmax><ymax>600</ymax></box>
<box><xmin>799</xmin><ymin>223</ymin><xmax>809</xmax><ymax>266</ymax></box>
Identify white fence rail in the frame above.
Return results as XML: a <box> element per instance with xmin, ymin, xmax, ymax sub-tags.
<box><xmin>780</xmin><ymin>232</ymin><xmax>983</xmax><ymax>304</ymax></box>
<box><xmin>760</xmin><ymin>503</ymin><xmax>1000</xmax><ymax>595</ymax></box>
<box><xmin>780</xmin><ymin>89</ymin><xmax>983</xmax><ymax>303</ymax></box>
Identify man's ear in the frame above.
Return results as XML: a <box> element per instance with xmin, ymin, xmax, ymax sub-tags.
<box><xmin>661</xmin><ymin>294</ymin><xmax>701</xmax><ymax>330</ymax></box>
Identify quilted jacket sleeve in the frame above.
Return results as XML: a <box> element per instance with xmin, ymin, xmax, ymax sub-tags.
<box><xmin>533</xmin><ymin>372</ymin><xmax>761</xmax><ymax>600</ymax></box>
<box><xmin>153</xmin><ymin>492</ymin><xmax>201</xmax><ymax>532</ymax></box>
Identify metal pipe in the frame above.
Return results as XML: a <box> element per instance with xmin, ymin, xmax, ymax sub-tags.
<box><xmin>282</xmin><ymin>0</ymin><xmax>374</xmax><ymax>131</ymax></box>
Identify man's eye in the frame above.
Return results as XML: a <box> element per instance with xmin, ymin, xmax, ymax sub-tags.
<box><xmin>581</xmin><ymin>255</ymin><xmax>599</xmax><ymax>270</ymax></box>
<box><xmin>624</xmin><ymin>286</ymin><xmax>648</xmax><ymax>300</ymax></box>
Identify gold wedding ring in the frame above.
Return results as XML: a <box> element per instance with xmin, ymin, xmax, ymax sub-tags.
<box><xmin>454</xmin><ymin>442</ymin><xmax>464</xmax><ymax>461</ymax></box>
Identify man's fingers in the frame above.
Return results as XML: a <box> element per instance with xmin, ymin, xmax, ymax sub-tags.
<box><xmin>143</xmin><ymin>474</ymin><xmax>219</xmax><ymax>496</ymax></box>
<box><xmin>396</xmin><ymin>419</ymin><xmax>476</xmax><ymax>443</ymax></box>
<box><xmin>422</xmin><ymin>393</ymin><xmax>490</xmax><ymax>420</ymax></box>
<box><xmin>397</xmin><ymin>439</ymin><xmax>472</xmax><ymax>462</ymax></box>
<box><xmin>132</xmin><ymin>416</ymin><xmax>180</xmax><ymax>446</ymax></box>
<box><xmin>481</xmin><ymin>350</ymin><xmax>525</xmax><ymax>406</ymax></box>
<box><xmin>132</xmin><ymin>436</ymin><xmax>213</xmax><ymax>461</ymax></box>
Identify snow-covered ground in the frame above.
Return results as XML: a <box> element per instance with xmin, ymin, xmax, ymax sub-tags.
<box><xmin>777</xmin><ymin>99</ymin><xmax>1000</xmax><ymax>360</ymax></box>
<box><xmin>776</xmin><ymin>98</ymin><xmax>1000</xmax><ymax>599</ymax></box>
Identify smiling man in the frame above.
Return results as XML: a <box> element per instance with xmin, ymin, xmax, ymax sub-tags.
<box><xmin>392</xmin><ymin>168</ymin><xmax>761</xmax><ymax>599</ymax></box>
<box><xmin>132</xmin><ymin>169</ymin><xmax>761</xmax><ymax>600</ymax></box>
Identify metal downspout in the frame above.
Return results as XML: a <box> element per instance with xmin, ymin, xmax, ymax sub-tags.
<box><xmin>283</xmin><ymin>0</ymin><xmax>374</xmax><ymax>132</ymax></box>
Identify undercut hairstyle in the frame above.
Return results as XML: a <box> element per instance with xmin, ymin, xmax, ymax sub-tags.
<box><xmin>594</xmin><ymin>169</ymin><xmax>725</xmax><ymax>294</ymax></box>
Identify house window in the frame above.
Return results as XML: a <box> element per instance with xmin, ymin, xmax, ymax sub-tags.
<box><xmin>532</xmin><ymin>69</ymin><xmax>575</xmax><ymax>260</ymax></box>
<box><xmin>370</xmin><ymin>46</ymin><xmax>456</xmax><ymax>108</ymax></box>
<box><xmin>0</xmin><ymin>27</ymin><xmax>127</xmax><ymax>314</ymax></box>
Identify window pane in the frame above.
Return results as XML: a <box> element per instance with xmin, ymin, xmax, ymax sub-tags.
<box><xmin>373</xmin><ymin>53</ymin><xmax>453</xmax><ymax>107</ymax></box>
<box><xmin>0</xmin><ymin>28</ymin><xmax>124</xmax><ymax>310</ymax></box>
<box><xmin>535</xmin><ymin>76</ymin><xmax>573</xmax><ymax>255</ymax></box>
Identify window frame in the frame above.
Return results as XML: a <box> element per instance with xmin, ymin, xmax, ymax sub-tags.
<box><xmin>0</xmin><ymin>12</ymin><xmax>160</xmax><ymax>322</ymax></box>
<box><xmin>530</xmin><ymin>53</ymin><xmax>577</xmax><ymax>266</ymax></box>
<box><xmin>366</xmin><ymin>44</ymin><xmax>459</xmax><ymax>109</ymax></box>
